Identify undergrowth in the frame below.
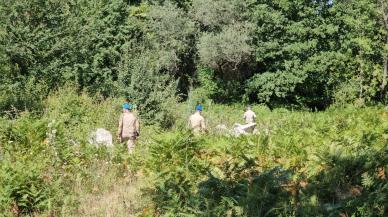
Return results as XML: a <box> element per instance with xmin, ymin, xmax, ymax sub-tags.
<box><xmin>136</xmin><ymin>106</ymin><xmax>388</xmax><ymax>217</ymax></box>
<box><xmin>0</xmin><ymin>88</ymin><xmax>387</xmax><ymax>216</ymax></box>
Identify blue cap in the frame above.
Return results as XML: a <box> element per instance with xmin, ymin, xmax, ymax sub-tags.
<box><xmin>123</xmin><ymin>103</ymin><xmax>132</xmax><ymax>110</ymax></box>
<box><xmin>196</xmin><ymin>105</ymin><xmax>203</xmax><ymax>111</ymax></box>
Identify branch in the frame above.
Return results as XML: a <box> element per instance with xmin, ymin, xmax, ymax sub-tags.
<box><xmin>379</xmin><ymin>0</ymin><xmax>388</xmax><ymax>29</ymax></box>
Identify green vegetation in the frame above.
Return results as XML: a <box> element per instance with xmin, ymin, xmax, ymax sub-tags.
<box><xmin>0</xmin><ymin>89</ymin><xmax>387</xmax><ymax>216</ymax></box>
<box><xmin>142</xmin><ymin>106</ymin><xmax>387</xmax><ymax>216</ymax></box>
<box><xmin>0</xmin><ymin>0</ymin><xmax>387</xmax><ymax>216</ymax></box>
<box><xmin>1</xmin><ymin>0</ymin><xmax>387</xmax><ymax>113</ymax></box>
<box><xmin>0</xmin><ymin>89</ymin><xmax>128</xmax><ymax>216</ymax></box>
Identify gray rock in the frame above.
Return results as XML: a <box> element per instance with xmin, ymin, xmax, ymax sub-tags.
<box><xmin>214</xmin><ymin>123</ymin><xmax>259</xmax><ymax>137</ymax></box>
<box><xmin>216</xmin><ymin>123</ymin><xmax>257</xmax><ymax>137</ymax></box>
<box><xmin>236</xmin><ymin>123</ymin><xmax>256</xmax><ymax>131</ymax></box>
<box><xmin>89</xmin><ymin>128</ymin><xmax>113</xmax><ymax>147</ymax></box>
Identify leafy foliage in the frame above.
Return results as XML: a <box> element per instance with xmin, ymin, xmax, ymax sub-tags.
<box><xmin>0</xmin><ymin>88</ymin><xmax>387</xmax><ymax>216</ymax></box>
<box><xmin>1</xmin><ymin>0</ymin><xmax>387</xmax><ymax>112</ymax></box>
<box><xmin>139</xmin><ymin>105</ymin><xmax>388</xmax><ymax>216</ymax></box>
<box><xmin>0</xmin><ymin>89</ymin><xmax>130</xmax><ymax>215</ymax></box>
<box><xmin>0</xmin><ymin>1</ymin><xmax>388</xmax><ymax>215</ymax></box>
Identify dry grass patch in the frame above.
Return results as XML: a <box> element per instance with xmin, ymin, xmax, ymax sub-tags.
<box><xmin>74</xmin><ymin>176</ymin><xmax>151</xmax><ymax>217</ymax></box>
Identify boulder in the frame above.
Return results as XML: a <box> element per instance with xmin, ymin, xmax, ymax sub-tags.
<box><xmin>232</xmin><ymin>123</ymin><xmax>257</xmax><ymax>136</ymax></box>
<box><xmin>88</xmin><ymin>128</ymin><xmax>113</xmax><ymax>147</ymax></box>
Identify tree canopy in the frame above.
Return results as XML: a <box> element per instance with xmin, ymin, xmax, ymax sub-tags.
<box><xmin>0</xmin><ymin>0</ymin><xmax>387</xmax><ymax>113</ymax></box>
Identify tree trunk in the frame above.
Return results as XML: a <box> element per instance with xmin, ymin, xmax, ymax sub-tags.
<box><xmin>358</xmin><ymin>52</ymin><xmax>364</xmax><ymax>99</ymax></box>
<box><xmin>379</xmin><ymin>0</ymin><xmax>388</xmax><ymax>95</ymax></box>
<box><xmin>382</xmin><ymin>55</ymin><xmax>387</xmax><ymax>91</ymax></box>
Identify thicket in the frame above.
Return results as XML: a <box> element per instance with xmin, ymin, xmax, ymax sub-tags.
<box><xmin>139</xmin><ymin>106</ymin><xmax>388</xmax><ymax>216</ymax></box>
<box><xmin>1</xmin><ymin>0</ymin><xmax>388</xmax><ymax>216</ymax></box>
<box><xmin>0</xmin><ymin>89</ymin><xmax>132</xmax><ymax>216</ymax></box>
<box><xmin>0</xmin><ymin>87</ymin><xmax>387</xmax><ymax>216</ymax></box>
<box><xmin>1</xmin><ymin>0</ymin><xmax>387</xmax><ymax>119</ymax></box>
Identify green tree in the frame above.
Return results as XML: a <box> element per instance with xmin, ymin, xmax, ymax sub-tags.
<box><xmin>65</xmin><ymin>0</ymin><xmax>140</xmax><ymax>96</ymax></box>
<box><xmin>197</xmin><ymin>23</ymin><xmax>254</xmax><ymax>101</ymax></box>
<box><xmin>0</xmin><ymin>0</ymin><xmax>74</xmax><ymax>111</ymax></box>
<box><xmin>329</xmin><ymin>0</ymin><xmax>386</xmax><ymax>103</ymax></box>
<box><xmin>119</xmin><ymin>49</ymin><xmax>178</xmax><ymax>127</ymax></box>
<box><xmin>246</xmin><ymin>0</ymin><xmax>386</xmax><ymax>108</ymax></box>
<box><xmin>378</xmin><ymin>0</ymin><xmax>388</xmax><ymax>98</ymax></box>
<box><xmin>191</xmin><ymin>0</ymin><xmax>248</xmax><ymax>31</ymax></box>
<box><xmin>1</xmin><ymin>0</ymin><xmax>387</xmax><ymax>113</ymax></box>
<box><xmin>146</xmin><ymin>1</ymin><xmax>196</xmax><ymax>74</ymax></box>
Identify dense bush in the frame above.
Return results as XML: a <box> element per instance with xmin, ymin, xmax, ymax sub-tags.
<box><xmin>139</xmin><ymin>106</ymin><xmax>388</xmax><ymax>216</ymax></box>
<box><xmin>0</xmin><ymin>89</ymin><xmax>130</xmax><ymax>215</ymax></box>
<box><xmin>0</xmin><ymin>114</ymin><xmax>71</xmax><ymax>215</ymax></box>
<box><xmin>0</xmin><ymin>0</ymin><xmax>387</xmax><ymax>215</ymax></box>
<box><xmin>1</xmin><ymin>0</ymin><xmax>387</xmax><ymax>112</ymax></box>
<box><xmin>0</xmin><ymin>89</ymin><xmax>387</xmax><ymax>216</ymax></box>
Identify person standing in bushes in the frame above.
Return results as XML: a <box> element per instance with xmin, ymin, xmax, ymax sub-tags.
<box><xmin>189</xmin><ymin>103</ymin><xmax>206</xmax><ymax>134</ymax></box>
<box><xmin>117</xmin><ymin>103</ymin><xmax>140</xmax><ymax>153</ymax></box>
<box><xmin>243</xmin><ymin>105</ymin><xmax>256</xmax><ymax>124</ymax></box>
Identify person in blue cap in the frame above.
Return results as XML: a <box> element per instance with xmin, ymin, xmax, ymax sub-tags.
<box><xmin>122</xmin><ymin>97</ymin><xmax>132</xmax><ymax>112</ymax></box>
<box><xmin>122</xmin><ymin>103</ymin><xmax>131</xmax><ymax>111</ymax></box>
<box><xmin>189</xmin><ymin>102</ymin><xmax>206</xmax><ymax>134</ymax></box>
<box><xmin>117</xmin><ymin>101</ymin><xmax>140</xmax><ymax>153</ymax></box>
<box><xmin>195</xmin><ymin>102</ymin><xmax>203</xmax><ymax>112</ymax></box>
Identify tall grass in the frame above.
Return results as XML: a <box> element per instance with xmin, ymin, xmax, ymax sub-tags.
<box><xmin>136</xmin><ymin>105</ymin><xmax>388</xmax><ymax>216</ymax></box>
<box><xmin>0</xmin><ymin>87</ymin><xmax>387</xmax><ymax>216</ymax></box>
<box><xmin>0</xmin><ymin>87</ymin><xmax>151</xmax><ymax>216</ymax></box>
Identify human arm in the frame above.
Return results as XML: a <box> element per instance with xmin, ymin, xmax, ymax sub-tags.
<box><xmin>188</xmin><ymin>116</ymin><xmax>192</xmax><ymax>129</ymax></box>
<box><xmin>117</xmin><ymin>114</ymin><xmax>123</xmax><ymax>140</ymax></box>
<box><xmin>135</xmin><ymin>118</ymin><xmax>140</xmax><ymax>137</ymax></box>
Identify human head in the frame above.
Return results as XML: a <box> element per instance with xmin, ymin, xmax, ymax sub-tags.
<box><xmin>122</xmin><ymin>103</ymin><xmax>132</xmax><ymax>112</ymax></box>
<box><xmin>247</xmin><ymin>105</ymin><xmax>252</xmax><ymax>111</ymax></box>
<box><xmin>196</xmin><ymin>104</ymin><xmax>203</xmax><ymax>113</ymax></box>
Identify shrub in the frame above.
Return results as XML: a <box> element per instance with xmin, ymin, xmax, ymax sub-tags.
<box><xmin>0</xmin><ymin>113</ymin><xmax>70</xmax><ymax>215</ymax></box>
<box><xmin>119</xmin><ymin>51</ymin><xmax>179</xmax><ymax>128</ymax></box>
<box><xmin>45</xmin><ymin>86</ymin><xmax>121</xmax><ymax>143</ymax></box>
<box><xmin>333</xmin><ymin>80</ymin><xmax>360</xmax><ymax>107</ymax></box>
<box><xmin>0</xmin><ymin>77</ymin><xmax>48</xmax><ymax>114</ymax></box>
<box><xmin>0</xmin><ymin>160</ymin><xmax>64</xmax><ymax>216</ymax></box>
<box><xmin>140</xmin><ymin>106</ymin><xmax>388</xmax><ymax>216</ymax></box>
<box><xmin>0</xmin><ymin>95</ymin><xmax>130</xmax><ymax>215</ymax></box>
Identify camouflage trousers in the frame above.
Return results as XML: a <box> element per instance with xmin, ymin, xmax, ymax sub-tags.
<box><xmin>121</xmin><ymin>136</ymin><xmax>136</xmax><ymax>153</ymax></box>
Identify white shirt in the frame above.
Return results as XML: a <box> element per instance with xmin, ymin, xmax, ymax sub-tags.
<box><xmin>189</xmin><ymin>112</ymin><xmax>206</xmax><ymax>134</ymax></box>
<box><xmin>243</xmin><ymin>110</ymin><xmax>256</xmax><ymax>124</ymax></box>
